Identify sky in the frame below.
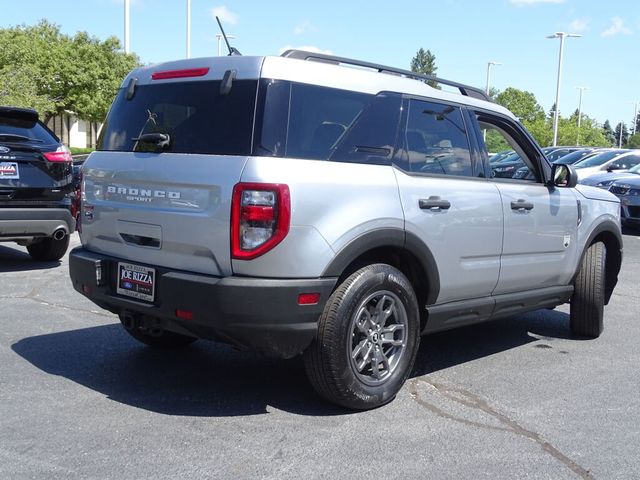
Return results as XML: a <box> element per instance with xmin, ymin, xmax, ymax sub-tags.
<box><xmin>2</xmin><ymin>0</ymin><xmax>639</xmax><ymax>130</ymax></box>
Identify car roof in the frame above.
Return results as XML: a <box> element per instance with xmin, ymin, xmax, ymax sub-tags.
<box><xmin>122</xmin><ymin>54</ymin><xmax>517</xmax><ymax>121</ymax></box>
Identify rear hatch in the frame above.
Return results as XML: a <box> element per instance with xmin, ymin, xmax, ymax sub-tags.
<box><xmin>81</xmin><ymin>57</ymin><xmax>264</xmax><ymax>277</ymax></box>
<box><xmin>0</xmin><ymin>108</ymin><xmax>73</xmax><ymax>205</ymax></box>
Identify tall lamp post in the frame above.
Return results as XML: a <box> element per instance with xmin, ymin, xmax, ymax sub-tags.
<box><xmin>576</xmin><ymin>86</ymin><xmax>588</xmax><ymax>145</ymax></box>
<box><xmin>485</xmin><ymin>61</ymin><xmax>501</xmax><ymax>96</ymax></box>
<box><xmin>124</xmin><ymin>0</ymin><xmax>130</xmax><ymax>53</ymax></box>
<box><xmin>632</xmin><ymin>101</ymin><xmax>639</xmax><ymax>136</ymax></box>
<box><xmin>547</xmin><ymin>32</ymin><xmax>581</xmax><ymax>146</ymax></box>
<box><xmin>186</xmin><ymin>0</ymin><xmax>191</xmax><ymax>58</ymax></box>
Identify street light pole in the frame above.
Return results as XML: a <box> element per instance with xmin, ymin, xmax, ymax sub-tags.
<box><xmin>547</xmin><ymin>32</ymin><xmax>581</xmax><ymax>147</ymax></box>
<box><xmin>186</xmin><ymin>0</ymin><xmax>191</xmax><ymax>59</ymax></box>
<box><xmin>576</xmin><ymin>86</ymin><xmax>588</xmax><ymax>145</ymax></box>
<box><xmin>619</xmin><ymin>121</ymin><xmax>624</xmax><ymax>148</ymax></box>
<box><xmin>632</xmin><ymin>101</ymin><xmax>639</xmax><ymax>136</ymax></box>
<box><xmin>124</xmin><ymin>0</ymin><xmax>130</xmax><ymax>53</ymax></box>
<box><xmin>216</xmin><ymin>33</ymin><xmax>236</xmax><ymax>56</ymax></box>
<box><xmin>485</xmin><ymin>61</ymin><xmax>501</xmax><ymax>96</ymax></box>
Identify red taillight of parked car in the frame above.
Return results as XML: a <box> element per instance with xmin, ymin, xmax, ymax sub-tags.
<box><xmin>43</xmin><ymin>146</ymin><xmax>73</xmax><ymax>163</ymax></box>
<box><xmin>231</xmin><ymin>183</ymin><xmax>290</xmax><ymax>260</ymax></box>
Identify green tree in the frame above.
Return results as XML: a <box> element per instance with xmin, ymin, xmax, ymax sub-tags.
<box><xmin>0</xmin><ymin>20</ymin><xmax>139</xmax><ymax>122</ymax></box>
<box><xmin>627</xmin><ymin>133</ymin><xmax>640</xmax><ymax>149</ymax></box>
<box><xmin>614</xmin><ymin>122</ymin><xmax>629</xmax><ymax>147</ymax></box>
<box><xmin>602</xmin><ymin>120</ymin><xmax>615</xmax><ymax>146</ymax></box>
<box><xmin>410</xmin><ymin>48</ymin><xmax>439</xmax><ymax>88</ymax></box>
<box><xmin>495</xmin><ymin>88</ymin><xmax>545</xmax><ymax>124</ymax></box>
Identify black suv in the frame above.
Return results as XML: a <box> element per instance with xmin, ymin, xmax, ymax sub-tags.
<box><xmin>0</xmin><ymin>107</ymin><xmax>75</xmax><ymax>261</ymax></box>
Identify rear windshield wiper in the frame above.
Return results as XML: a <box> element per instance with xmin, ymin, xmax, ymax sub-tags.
<box><xmin>0</xmin><ymin>133</ymin><xmax>43</xmax><ymax>143</ymax></box>
<box><xmin>132</xmin><ymin>132</ymin><xmax>171</xmax><ymax>149</ymax></box>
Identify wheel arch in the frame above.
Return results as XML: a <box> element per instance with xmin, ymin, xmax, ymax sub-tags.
<box><xmin>576</xmin><ymin>220</ymin><xmax>622</xmax><ymax>305</ymax></box>
<box><xmin>322</xmin><ymin>229</ymin><xmax>440</xmax><ymax>329</ymax></box>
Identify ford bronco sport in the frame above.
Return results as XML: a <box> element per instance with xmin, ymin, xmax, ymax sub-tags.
<box><xmin>69</xmin><ymin>50</ymin><xmax>622</xmax><ymax>409</ymax></box>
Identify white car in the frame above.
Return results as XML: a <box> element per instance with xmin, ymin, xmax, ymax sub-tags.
<box><xmin>574</xmin><ymin>149</ymin><xmax>640</xmax><ymax>180</ymax></box>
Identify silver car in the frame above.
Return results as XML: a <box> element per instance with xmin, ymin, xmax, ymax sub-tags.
<box><xmin>68</xmin><ymin>50</ymin><xmax>623</xmax><ymax>409</ymax></box>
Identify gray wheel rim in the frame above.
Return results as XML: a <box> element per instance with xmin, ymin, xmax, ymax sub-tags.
<box><xmin>348</xmin><ymin>290</ymin><xmax>408</xmax><ymax>386</ymax></box>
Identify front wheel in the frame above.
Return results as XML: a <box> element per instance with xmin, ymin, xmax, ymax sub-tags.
<box><xmin>304</xmin><ymin>264</ymin><xmax>420</xmax><ymax>410</ymax></box>
<box><xmin>570</xmin><ymin>242</ymin><xmax>606</xmax><ymax>338</ymax></box>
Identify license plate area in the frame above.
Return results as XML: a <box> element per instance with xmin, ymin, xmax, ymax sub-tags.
<box><xmin>0</xmin><ymin>162</ymin><xmax>19</xmax><ymax>179</ymax></box>
<box><xmin>116</xmin><ymin>262</ymin><xmax>155</xmax><ymax>302</ymax></box>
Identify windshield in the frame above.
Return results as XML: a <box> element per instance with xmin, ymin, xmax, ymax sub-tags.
<box><xmin>574</xmin><ymin>150</ymin><xmax>627</xmax><ymax>168</ymax></box>
<box><xmin>98</xmin><ymin>79</ymin><xmax>257</xmax><ymax>154</ymax></box>
<box><xmin>0</xmin><ymin>118</ymin><xmax>58</xmax><ymax>145</ymax></box>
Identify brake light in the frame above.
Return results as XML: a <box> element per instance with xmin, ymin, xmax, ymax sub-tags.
<box><xmin>151</xmin><ymin>68</ymin><xmax>209</xmax><ymax>80</ymax></box>
<box><xmin>231</xmin><ymin>183</ymin><xmax>290</xmax><ymax>260</ymax></box>
<box><xmin>43</xmin><ymin>146</ymin><xmax>72</xmax><ymax>163</ymax></box>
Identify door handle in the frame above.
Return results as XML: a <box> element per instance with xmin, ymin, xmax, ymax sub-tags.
<box><xmin>510</xmin><ymin>199</ymin><xmax>534</xmax><ymax>211</ymax></box>
<box><xmin>419</xmin><ymin>196</ymin><xmax>451</xmax><ymax>211</ymax></box>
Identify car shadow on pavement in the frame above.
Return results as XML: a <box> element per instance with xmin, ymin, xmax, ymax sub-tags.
<box><xmin>12</xmin><ymin>309</ymin><xmax>573</xmax><ymax>417</ymax></box>
<box><xmin>0</xmin><ymin>244</ymin><xmax>61</xmax><ymax>272</ymax></box>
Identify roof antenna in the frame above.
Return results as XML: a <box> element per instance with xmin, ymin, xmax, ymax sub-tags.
<box><xmin>215</xmin><ymin>16</ymin><xmax>241</xmax><ymax>56</ymax></box>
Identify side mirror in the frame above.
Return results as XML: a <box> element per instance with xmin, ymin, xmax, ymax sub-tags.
<box><xmin>550</xmin><ymin>163</ymin><xmax>578</xmax><ymax>188</ymax></box>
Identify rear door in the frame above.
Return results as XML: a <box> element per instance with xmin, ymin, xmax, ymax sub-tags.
<box><xmin>81</xmin><ymin>65</ymin><xmax>260</xmax><ymax>277</ymax></box>
<box><xmin>394</xmin><ymin>98</ymin><xmax>503</xmax><ymax>304</ymax></box>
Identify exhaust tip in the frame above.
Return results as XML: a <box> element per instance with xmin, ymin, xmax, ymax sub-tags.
<box><xmin>53</xmin><ymin>228</ymin><xmax>67</xmax><ymax>241</ymax></box>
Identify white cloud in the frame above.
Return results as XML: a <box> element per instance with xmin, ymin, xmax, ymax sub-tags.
<box><xmin>569</xmin><ymin>18</ymin><xmax>589</xmax><ymax>33</ymax></box>
<box><xmin>294</xmin><ymin>21</ymin><xmax>318</xmax><ymax>36</ymax></box>
<box><xmin>279</xmin><ymin>45</ymin><xmax>333</xmax><ymax>56</ymax></box>
<box><xmin>601</xmin><ymin>17</ymin><xmax>632</xmax><ymax>37</ymax></box>
<box><xmin>211</xmin><ymin>6</ymin><xmax>238</xmax><ymax>25</ymax></box>
<box><xmin>509</xmin><ymin>0</ymin><xmax>564</xmax><ymax>6</ymax></box>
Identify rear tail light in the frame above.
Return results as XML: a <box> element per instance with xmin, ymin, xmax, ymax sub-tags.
<box><xmin>43</xmin><ymin>145</ymin><xmax>72</xmax><ymax>163</ymax></box>
<box><xmin>231</xmin><ymin>183</ymin><xmax>290</xmax><ymax>260</ymax></box>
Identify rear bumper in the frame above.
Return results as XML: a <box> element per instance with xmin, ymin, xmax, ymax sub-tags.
<box><xmin>68</xmin><ymin>247</ymin><xmax>337</xmax><ymax>358</ymax></box>
<box><xmin>0</xmin><ymin>207</ymin><xmax>76</xmax><ymax>239</ymax></box>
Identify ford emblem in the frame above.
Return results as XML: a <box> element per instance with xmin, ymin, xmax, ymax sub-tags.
<box><xmin>0</xmin><ymin>146</ymin><xmax>10</xmax><ymax>154</ymax></box>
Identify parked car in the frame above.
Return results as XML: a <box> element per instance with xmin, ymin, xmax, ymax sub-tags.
<box><xmin>573</xmin><ymin>149</ymin><xmax>639</xmax><ymax>180</ymax></box>
<box><xmin>608</xmin><ymin>176</ymin><xmax>640</xmax><ymax>229</ymax></box>
<box><xmin>513</xmin><ymin>147</ymin><xmax>605</xmax><ymax>180</ymax></box>
<box><xmin>541</xmin><ymin>146</ymin><xmax>584</xmax><ymax>162</ymax></box>
<box><xmin>68</xmin><ymin>50</ymin><xmax>622</xmax><ymax>410</ymax></box>
<box><xmin>489</xmin><ymin>149</ymin><xmax>514</xmax><ymax>165</ymax></box>
<box><xmin>0</xmin><ymin>106</ymin><xmax>75</xmax><ymax>260</ymax></box>
<box><xmin>491</xmin><ymin>152</ymin><xmax>524</xmax><ymax>177</ymax></box>
<box><xmin>580</xmin><ymin>163</ymin><xmax>640</xmax><ymax>188</ymax></box>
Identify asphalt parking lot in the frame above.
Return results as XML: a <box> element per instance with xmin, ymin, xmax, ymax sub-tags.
<box><xmin>1</xmin><ymin>232</ymin><xmax>639</xmax><ymax>479</ymax></box>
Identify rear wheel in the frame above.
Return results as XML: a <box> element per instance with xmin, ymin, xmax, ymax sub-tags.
<box><xmin>119</xmin><ymin>313</ymin><xmax>197</xmax><ymax>349</ymax></box>
<box><xmin>304</xmin><ymin>264</ymin><xmax>420</xmax><ymax>410</ymax></box>
<box><xmin>27</xmin><ymin>235</ymin><xmax>70</xmax><ymax>261</ymax></box>
<box><xmin>570</xmin><ymin>241</ymin><xmax>606</xmax><ymax>338</ymax></box>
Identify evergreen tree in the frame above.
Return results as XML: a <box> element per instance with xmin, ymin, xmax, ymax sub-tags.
<box><xmin>602</xmin><ymin>120</ymin><xmax>615</xmax><ymax>146</ymax></box>
<box><xmin>410</xmin><ymin>48</ymin><xmax>439</xmax><ymax>89</ymax></box>
<box><xmin>613</xmin><ymin>121</ymin><xmax>629</xmax><ymax>147</ymax></box>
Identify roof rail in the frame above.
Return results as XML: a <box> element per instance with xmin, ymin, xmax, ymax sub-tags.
<box><xmin>281</xmin><ymin>49</ymin><xmax>492</xmax><ymax>103</ymax></box>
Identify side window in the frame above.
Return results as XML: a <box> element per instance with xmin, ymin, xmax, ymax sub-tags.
<box><xmin>610</xmin><ymin>154</ymin><xmax>640</xmax><ymax>170</ymax></box>
<box><xmin>330</xmin><ymin>92</ymin><xmax>402</xmax><ymax>165</ymax></box>
<box><xmin>475</xmin><ymin>113</ymin><xmax>541</xmax><ymax>182</ymax></box>
<box><xmin>394</xmin><ymin>99</ymin><xmax>473</xmax><ymax>176</ymax></box>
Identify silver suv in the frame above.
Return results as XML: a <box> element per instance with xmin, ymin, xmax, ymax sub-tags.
<box><xmin>69</xmin><ymin>50</ymin><xmax>622</xmax><ymax>409</ymax></box>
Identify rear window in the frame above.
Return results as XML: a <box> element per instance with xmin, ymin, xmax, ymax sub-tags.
<box><xmin>0</xmin><ymin>117</ymin><xmax>58</xmax><ymax>145</ymax></box>
<box><xmin>575</xmin><ymin>150</ymin><xmax>625</xmax><ymax>168</ymax></box>
<box><xmin>97</xmin><ymin>80</ymin><xmax>258</xmax><ymax>155</ymax></box>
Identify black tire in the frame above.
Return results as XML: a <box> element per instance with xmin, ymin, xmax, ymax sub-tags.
<box><xmin>304</xmin><ymin>264</ymin><xmax>420</xmax><ymax>410</ymax></box>
<box><xmin>119</xmin><ymin>313</ymin><xmax>197</xmax><ymax>349</ymax></box>
<box><xmin>570</xmin><ymin>241</ymin><xmax>606</xmax><ymax>338</ymax></box>
<box><xmin>27</xmin><ymin>235</ymin><xmax>70</xmax><ymax>261</ymax></box>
